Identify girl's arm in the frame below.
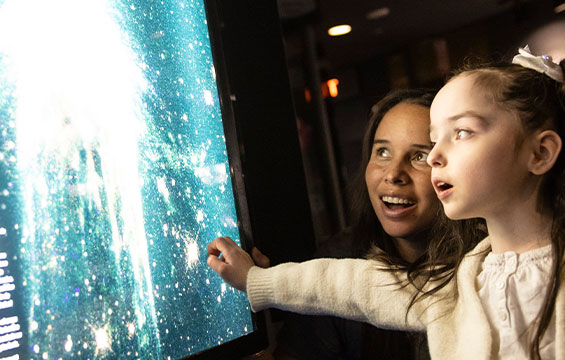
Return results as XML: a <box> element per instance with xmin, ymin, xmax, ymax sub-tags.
<box><xmin>247</xmin><ymin>257</ymin><xmax>429</xmax><ymax>331</ymax></box>
<box><xmin>207</xmin><ymin>236</ymin><xmax>433</xmax><ymax>331</ymax></box>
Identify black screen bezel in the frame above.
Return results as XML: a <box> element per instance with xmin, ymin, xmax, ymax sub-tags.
<box><xmin>177</xmin><ymin>0</ymin><xmax>270</xmax><ymax>359</ymax></box>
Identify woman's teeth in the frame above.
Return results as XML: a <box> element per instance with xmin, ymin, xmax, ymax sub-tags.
<box><xmin>381</xmin><ymin>196</ymin><xmax>414</xmax><ymax>205</ymax></box>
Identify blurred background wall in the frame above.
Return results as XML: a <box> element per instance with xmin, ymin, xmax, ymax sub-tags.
<box><xmin>274</xmin><ymin>0</ymin><xmax>565</xmax><ymax>246</ymax></box>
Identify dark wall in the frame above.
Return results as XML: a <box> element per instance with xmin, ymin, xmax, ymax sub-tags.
<box><xmin>207</xmin><ymin>0</ymin><xmax>316</xmax><ymax>265</ymax></box>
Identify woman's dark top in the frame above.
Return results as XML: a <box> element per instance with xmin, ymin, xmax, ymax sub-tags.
<box><xmin>273</xmin><ymin>234</ymin><xmax>430</xmax><ymax>360</ymax></box>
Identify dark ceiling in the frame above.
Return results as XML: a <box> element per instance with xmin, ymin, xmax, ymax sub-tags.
<box><xmin>277</xmin><ymin>0</ymin><xmax>559</xmax><ymax>69</ymax></box>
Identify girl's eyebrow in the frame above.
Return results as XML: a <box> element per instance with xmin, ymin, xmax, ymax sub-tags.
<box><xmin>447</xmin><ymin>111</ymin><xmax>488</xmax><ymax>122</ymax></box>
<box><xmin>430</xmin><ymin>111</ymin><xmax>489</xmax><ymax>134</ymax></box>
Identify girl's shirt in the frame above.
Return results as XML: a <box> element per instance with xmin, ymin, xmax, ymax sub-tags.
<box><xmin>477</xmin><ymin>244</ymin><xmax>554</xmax><ymax>359</ymax></box>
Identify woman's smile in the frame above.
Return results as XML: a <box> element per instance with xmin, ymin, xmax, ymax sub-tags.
<box><xmin>380</xmin><ymin>194</ymin><xmax>418</xmax><ymax>218</ymax></box>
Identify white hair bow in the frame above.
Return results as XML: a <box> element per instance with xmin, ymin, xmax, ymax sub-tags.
<box><xmin>512</xmin><ymin>45</ymin><xmax>564</xmax><ymax>83</ymax></box>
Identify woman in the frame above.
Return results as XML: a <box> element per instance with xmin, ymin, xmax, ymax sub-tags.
<box><xmin>271</xmin><ymin>88</ymin><xmax>442</xmax><ymax>360</ymax></box>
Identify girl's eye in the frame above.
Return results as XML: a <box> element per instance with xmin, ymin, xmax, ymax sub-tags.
<box><xmin>456</xmin><ymin>129</ymin><xmax>471</xmax><ymax>139</ymax></box>
<box><xmin>376</xmin><ymin>148</ymin><xmax>391</xmax><ymax>158</ymax></box>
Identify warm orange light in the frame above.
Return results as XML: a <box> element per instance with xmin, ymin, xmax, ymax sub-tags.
<box><xmin>327</xmin><ymin>78</ymin><xmax>339</xmax><ymax>97</ymax></box>
<box><xmin>555</xmin><ymin>3</ymin><xmax>565</xmax><ymax>13</ymax></box>
<box><xmin>304</xmin><ymin>88</ymin><xmax>311</xmax><ymax>102</ymax></box>
<box><xmin>328</xmin><ymin>25</ymin><xmax>351</xmax><ymax>36</ymax></box>
<box><xmin>321</xmin><ymin>83</ymin><xmax>329</xmax><ymax>98</ymax></box>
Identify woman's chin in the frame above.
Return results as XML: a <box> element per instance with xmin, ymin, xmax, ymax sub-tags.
<box><xmin>381</xmin><ymin>225</ymin><xmax>420</xmax><ymax>240</ymax></box>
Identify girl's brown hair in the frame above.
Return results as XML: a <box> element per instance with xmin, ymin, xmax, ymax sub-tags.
<box><xmin>430</xmin><ymin>61</ymin><xmax>565</xmax><ymax>359</ymax></box>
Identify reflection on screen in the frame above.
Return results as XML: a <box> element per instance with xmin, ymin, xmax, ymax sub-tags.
<box><xmin>0</xmin><ymin>0</ymin><xmax>253</xmax><ymax>358</ymax></box>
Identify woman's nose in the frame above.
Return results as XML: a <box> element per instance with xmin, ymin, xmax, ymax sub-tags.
<box><xmin>385</xmin><ymin>162</ymin><xmax>409</xmax><ymax>185</ymax></box>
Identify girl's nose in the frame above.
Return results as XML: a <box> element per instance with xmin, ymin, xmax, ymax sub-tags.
<box><xmin>426</xmin><ymin>144</ymin><xmax>445</xmax><ymax>168</ymax></box>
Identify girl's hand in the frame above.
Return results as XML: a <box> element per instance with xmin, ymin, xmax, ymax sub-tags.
<box><xmin>207</xmin><ymin>236</ymin><xmax>255</xmax><ymax>292</ymax></box>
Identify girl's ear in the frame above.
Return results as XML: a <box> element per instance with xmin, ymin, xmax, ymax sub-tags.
<box><xmin>528</xmin><ymin>130</ymin><xmax>562</xmax><ymax>175</ymax></box>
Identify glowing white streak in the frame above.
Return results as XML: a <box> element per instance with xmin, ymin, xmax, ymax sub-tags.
<box><xmin>0</xmin><ymin>0</ymin><xmax>146</xmax><ymax>162</ymax></box>
<box><xmin>156</xmin><ymin>176</ymin><xmax>171</xmax><ymax>202</ymax></box>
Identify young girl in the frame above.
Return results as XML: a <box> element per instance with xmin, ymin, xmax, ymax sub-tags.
<box><xmin>207</xmin><ymin>47</ymin><xmax>565</xmax><ymax>360</ymax></box>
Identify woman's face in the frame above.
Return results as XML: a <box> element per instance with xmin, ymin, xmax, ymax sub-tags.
<box><xmin>365</xmin><ymin>103</ymin><xmax>440</xmax><ymax>239</ymax></box>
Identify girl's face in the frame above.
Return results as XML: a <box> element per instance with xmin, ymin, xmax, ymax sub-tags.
<box><xmin>365</xmin><ymin>103</ymin><xmax>440</xmax><ymax>239</ymax></box>
<box><xmin>427</xmin><ymin>75</ymin><xmax>532</xmax><ymax>220</ymax></box>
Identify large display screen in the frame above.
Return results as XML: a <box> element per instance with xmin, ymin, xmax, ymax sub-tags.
<box><xmin>0</xmin><ymin>0</ymin><xmax>254</xmax><ymax>358</ymax></box>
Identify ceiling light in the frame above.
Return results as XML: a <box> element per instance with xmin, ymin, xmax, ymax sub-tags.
<box><xmin>328</xmin><ymin>25</ymin><xmax>351</xmax><ymax>36</ymax></box>
<box><xmin>366</xmin><ymin>7</ymin><xmax>390</xmax><ymax>20</ymax></box>
<box><xmin>326</xmin><ymin>78</ymin><xmax>339</xmax><ymax>98</ymax></box>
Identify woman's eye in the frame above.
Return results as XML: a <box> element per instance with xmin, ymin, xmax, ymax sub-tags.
<box><xmin>413</xmin><ymin>152</ymin><xmax>428</xmax><ymax>162</ymax></box>
<box><xmin>456</xmin><ymin>129</ymin><xmax>471</xmax><ymax>139</ymax></box>
<box><xmin>376</xmin><ymin>148</ymin><xmax>391</xmax><ymax>158</ymax></box>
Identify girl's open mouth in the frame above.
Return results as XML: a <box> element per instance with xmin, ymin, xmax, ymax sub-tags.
<box><xmin>436</xmin><ymin>181</ymin><xmax>453</xmax><ymax>191</ymax></box>
<box><xmin>433</xmin><ymin>180</ymin><xmax>454</xmax><ymax>200</ymax></box>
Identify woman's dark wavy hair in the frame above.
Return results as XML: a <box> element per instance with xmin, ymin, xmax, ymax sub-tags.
<box><xmin>446</xmin><ymin>60</ymin><xmax>565</xmax><ymax>360</ymax></box>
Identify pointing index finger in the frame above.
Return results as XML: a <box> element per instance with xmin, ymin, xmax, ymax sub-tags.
<box><xmin>207</xmin><ymin>236</ymin><xmax>235</xmax><ymax>257</ymax></box>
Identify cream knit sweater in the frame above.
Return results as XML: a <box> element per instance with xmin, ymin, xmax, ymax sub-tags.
<box><xmin>246</xmin><ymin>238</ymin><xmax>565</xmax><ymax>360</ymax></box>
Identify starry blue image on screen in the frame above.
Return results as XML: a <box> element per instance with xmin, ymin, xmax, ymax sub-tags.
<box><xmin>0</xmin><ymin>0</ymin><xmax>253</xmax><ymax>359</ymax></box>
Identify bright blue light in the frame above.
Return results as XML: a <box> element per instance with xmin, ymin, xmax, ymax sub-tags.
<box><xmin>0</xmin><ymin>0</ymin><xmax>252</xmax><ymax>359</ymax></box>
